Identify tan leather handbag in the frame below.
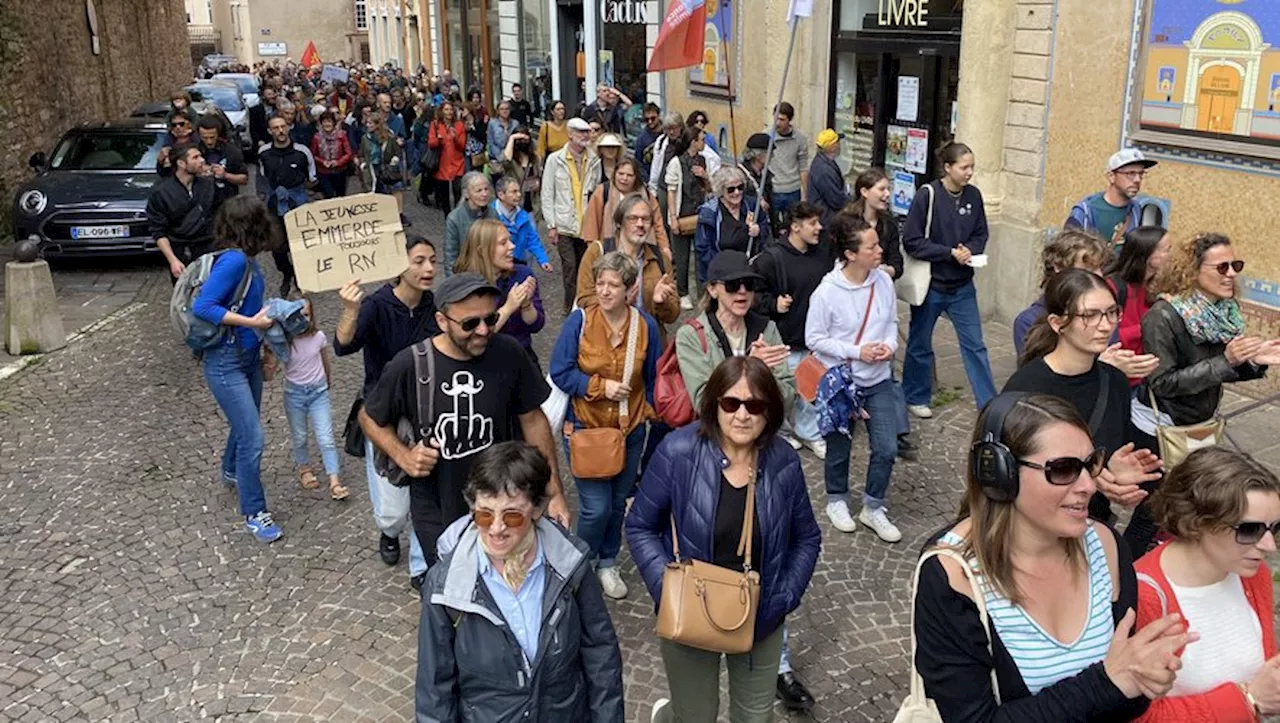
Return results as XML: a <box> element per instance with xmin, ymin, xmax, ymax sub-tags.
<box><xmin>675</xmin><ymin>215</ymin><xmax>698</xmax><ymax>236</ymax></box>
<box><xmin>569</xmin><ymin>308</ymin><xmax>640</xmax><ymax>480</ymax></box>
<box><xmin>656</xmin><ymin>461</ymin><xmax>761</xmax><ymax>655</ymax></box>
<box><xmin>1149</xmin><ymin>389</ymin><xmax>1223</xmax><ymax>469</ymax></box>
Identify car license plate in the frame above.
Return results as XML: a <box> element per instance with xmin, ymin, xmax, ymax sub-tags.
<box><xmin>70</xmin><ymin>225</ymin><xmax>129</xmax><ymax>240</ymax></box>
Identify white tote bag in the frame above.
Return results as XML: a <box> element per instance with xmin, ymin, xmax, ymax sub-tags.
<box><xmin>541</xmin><ymin>308</ymin><xmax>586</xmax><ymax>432</ymax></box>
<box><xmin>896</xmin><ymin>183</ymin><xmax>935</xmax><ymax>307</ymax></box>
<box><xmin>894</xmin><ymin>547</ymin><xmax>1001</xmax><ymax>723</ymax></box>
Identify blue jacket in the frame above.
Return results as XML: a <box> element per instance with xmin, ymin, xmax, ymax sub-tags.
<box><xmin>260</xmin><ymin>297</ymin><xmax>309</xmax><ymax>362</ymax></box>
<box><xmin>805</xmin><ymin>153</ymin><xmax>849</xmax><ymax>224</ymax></box>
<box><xmin>487</xmin><ymin>117</ymin><xmax>516</xmax><ymax>162</ymax></box>
<box><xmin>1065</xmin><ymin>192</ymin><xmax>1142</xmax><ymax>238</ymax></box>
<box><xmin>192</xmin><ymin>249</ymin><xmax>265</xmax><ymax>351</ymax></box>
<box><xmin>624</xmin><ymin>425</ymin><xmax>822</xmax><ymax>641</ymax></box>
<box><xmin>694</xmin><ymin>197</ymin><xmax>772</xmax><ymax>276</ymax></box>
<box><xmin>493</xmin><ymin>200</ymin><xmax>550</xmax><ymax>266</ymax></box>
<box><xmin>1012</xmin><ymin>295</ymin><xmax>1047</xmax><ymax>358</ymax></box>
<box><xmin>901</xmin><ymin>181</ymin><xmax>989</xmax><ymax>294</ymax></box>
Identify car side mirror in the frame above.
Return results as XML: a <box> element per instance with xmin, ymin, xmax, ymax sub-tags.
<box><xmin>29</xmin><ymin>152</ymin><xmax>46</xmax><ymax>171</ymax></box>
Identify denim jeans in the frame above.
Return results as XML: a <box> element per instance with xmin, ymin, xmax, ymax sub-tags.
<box><xmin>822</xmin><ymin>379</ymin><xmax>900</xmax><ymax>510</ymax></box>
<box><xmin>903</xmin><ymin>281</ymin><xmax>997</xmax><ymax>410</ymax></box>
<box><xmin>283</xmin><ymin>381</ymin><xmax>340</xmax><ymax>476</ymax></box>
<box><xmin>773</xmin><ymin>190</ymin><xmax>801</xmax><ymax>217</ymax></box>
<box><xmin>565</xmin><ymin>426</ymin><xmax>646</xmax><ymax>569</ymax></box>
<box><xmin>203</xmin><ymin>345</ymin><xmax>267</xmax><ymax>518</ymax></box>
<box><xmin>778</xmin><ymin>623</ymin><xmax>794</xmax><ymax>674</ymax></box>
<box><xmin>364</xmin><ymin>439</ymin><xmax>428</xmax><ymax>577</ymax></box>
<box><xmin>784</xmin><ymin>351</ymin><xmax>822</xmax><ymax>442</ymax></box>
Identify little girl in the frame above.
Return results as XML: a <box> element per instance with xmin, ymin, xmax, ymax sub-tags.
<box><xmin>275</xmin><ymin>297</ymin><xmax>349</xmax><ymax>500</ymax></box>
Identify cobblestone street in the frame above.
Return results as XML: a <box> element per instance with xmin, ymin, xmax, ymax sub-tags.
<box><xmin>3</xmin><ymin>197</ymin><xmax>1279</xmax><ymax>723</ymax></box>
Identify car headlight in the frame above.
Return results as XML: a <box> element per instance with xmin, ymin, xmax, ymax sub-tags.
<box><xmin>18</xmin><ymin>190</ymin><xmax>46</xmax><ymax>216</ymax></box>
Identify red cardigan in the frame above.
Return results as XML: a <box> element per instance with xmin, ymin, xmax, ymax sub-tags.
<box><xmin>428</xmin><ymin>121</ymin><xmax>467</xmax><ymax>181</ymax></box>
<box><xmin>1134</xmin><ymin>542</ymin><xmax>1274</xmax><ymax>722</ymax></box>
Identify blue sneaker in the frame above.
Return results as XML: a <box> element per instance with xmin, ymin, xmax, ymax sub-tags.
<box><xmin>244</xmin><ymin>511</ymin><xmax>282</xmax><ymax>542</ymax></box>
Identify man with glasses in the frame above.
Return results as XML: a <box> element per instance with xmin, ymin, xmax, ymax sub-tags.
<box><xmin>361</xmin><ymin>273</ymin><xmax>571</xmax><ymax>572</ymax></box>
<box><xmin>1065</xmin><ymin>148</ymin><xmax>1157</xmax><ymax>247</ymax></box>
<box><xmin>633</xmin><ymin>102</ymin><xmax>663</xmax><ymax>185</ymax></box>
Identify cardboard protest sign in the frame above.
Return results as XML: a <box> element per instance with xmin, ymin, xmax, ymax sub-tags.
<box><xmin>285</xmin><ymin>193</ymin><xmax>407</xmax><ymax>292</ymax></box>
<box><xmin>320</xmin><ymin>64</ymin><xmax>350</xmax><ymax>84</ymax></box>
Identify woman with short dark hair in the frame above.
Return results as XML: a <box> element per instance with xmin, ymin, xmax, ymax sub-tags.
<box><xmin>417</xmin><ymin>441</ymin><xmax>625</xmax><ymax>723</ymax></box>
<box><xmin>626</xmin><ymin>356</ymin><xmax>821</xmax><ymax>723</ymax></box>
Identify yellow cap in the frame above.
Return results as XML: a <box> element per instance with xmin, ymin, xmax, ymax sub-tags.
<box><xmin>816</xmin><ymin>128</ymin><xmax>843</xmax><ymax>149</ymax></box>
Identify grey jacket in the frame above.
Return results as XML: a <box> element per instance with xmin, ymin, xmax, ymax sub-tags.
<box><xmin>766</xmin><ymin>129</ymin><xmax>809</xmax><ymax>194</ymax></box>
<box><xmin>416</xmin><ymin>517</ymin><xmax>625</xmax><ymax>723</ymax></box>
<box><xmin>443</xmin><ymin>202</ymin><xmax>499</xmax><ymax>277</ymax></box>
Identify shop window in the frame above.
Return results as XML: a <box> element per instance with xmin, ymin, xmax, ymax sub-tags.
<box><xmin>521</xmin><ymin>0</ymin><xmax>552</xmax><ymax>122</ymax></box>
<box><xmin>689</xmin><ymin>0</ymin><xmax>737</xmax><ymax>100</ymax></box>
<box><xmin>1128</xmin><ymin>0</ymin><xmax>1280</xmax><ymax>161</ymax></box>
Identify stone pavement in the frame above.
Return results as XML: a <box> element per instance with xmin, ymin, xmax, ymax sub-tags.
<box><xmin>3</xmin><ymin>194</ymin><xmax>1280</xmax><ymax>723</ymax></box>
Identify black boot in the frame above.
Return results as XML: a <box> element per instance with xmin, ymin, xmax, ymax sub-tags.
<box><xmin>776</xmin><ymin>672</ymin><xmax>815</xmax><ymax>711</ymax></box>
<box><xmin>379</xmin><ymin>534</ymin><xmax>401</xmax><ymax>566</ymax></box>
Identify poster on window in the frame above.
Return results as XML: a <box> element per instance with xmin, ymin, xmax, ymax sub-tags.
<box><xmin>599</xmin><ymin>50</ymin><xmax>615</xmax><ymax>89</ymax></box>
<box><xmin>892</xmin><ymin>171</ymin><xmax>916</xmax><ymax>216</ymax></box>
<box><xmin>886</xmin><ymin>125</ymin><xmax>908</xmax><ymax>168</ymax></box>
<box><xmin>896</xmin><ymin>76</ymin><xmax>920</xmax><ymax>122</ymax></box>
<box><xmin>905</xmin><ymin>128</ymin><xmax>929</xmax><ymax>173</ymax></box>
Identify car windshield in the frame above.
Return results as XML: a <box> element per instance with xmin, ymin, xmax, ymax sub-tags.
<box><xmin>49</xmin><ymin>132</ymin><xmax>165</xmax><ymax>171</ymax></box>
<box><xmin>187</xmin><ymin>85</ymin><xmax>244</xmax><ymax>111</ymax></box>
<box><xmin>215</xmin><ymin>75</ymin><xmax>258</xmax><ymax>96</ymax></box>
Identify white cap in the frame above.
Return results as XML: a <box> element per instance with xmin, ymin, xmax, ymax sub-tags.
<box><xmin>567</xmin><ymin>117</ymin><xmax>592</xmax><ymax>132</ymax></box>
<box><xmin>1107</xmin><ymin>148</ymin><xmax>1157</xmax><ymax>172</ymax></box>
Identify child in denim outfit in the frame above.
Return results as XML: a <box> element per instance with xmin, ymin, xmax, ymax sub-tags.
<box><xmin>276</xmin><ymin>298</ymin><xmax>349</xmax><ymax>500</ymax></box>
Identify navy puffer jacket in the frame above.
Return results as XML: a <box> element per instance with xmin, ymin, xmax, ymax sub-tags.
<box><xmin>625</xmin><ymin>424</ymin><xmax>822</xmax><ymax>640</ymax></box>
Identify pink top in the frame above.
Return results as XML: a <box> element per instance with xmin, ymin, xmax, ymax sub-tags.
<box><xmin>285</xmin><ymin>331</ymin><xmax>328</xmax><ymax>386</ymax></box>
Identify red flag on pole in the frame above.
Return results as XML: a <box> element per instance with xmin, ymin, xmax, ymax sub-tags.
<box><xmin>647</xmin><ymin>0</ymin><xmax>707</xmax><ymax>72</ymax></box>
<box><xmin>300</xmin><ymin>41</ymin><xmax>322</xmax><ymax>69</ymax></box>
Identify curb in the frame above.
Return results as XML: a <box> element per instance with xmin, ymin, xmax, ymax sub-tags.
<box><xmin>0</xmin><ymin>301</ymin><xmax>148</xmax><ymax>384</ymax></box>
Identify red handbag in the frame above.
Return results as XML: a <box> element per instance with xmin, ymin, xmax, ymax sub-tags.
<box><xmin>654</xmin><ymin>319</ymin><xmax>708</xmax><ymax>427</ymax></box>
<box><xmin>796</xmin><ymin>282</ymin><xmax>877</xmax><ymax>403</ymax></box>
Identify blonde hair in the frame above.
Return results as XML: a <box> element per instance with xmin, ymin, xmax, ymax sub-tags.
<box><xmin>455</xmin><ymin>219</ymin><xmax>510</xmax><ymax>284</ymax></box>
<box><xmin>1150</xmin><ymin>232</ymin><xmax>1231</xmax><ymax>298</ymax></box>
<box><xmin>1040</xmin><ymin>229</ymin><xmax>1112</xmax><ymax>287</ymax></box>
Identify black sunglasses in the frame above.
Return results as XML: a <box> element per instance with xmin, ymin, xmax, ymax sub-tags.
<box><xmin>444</xmin><ymin>311</ymin><xmax>500</xmax><ymax>332</ymax></box>
<box><xmin>719</xmin><ymin>396</ymin><xmax>767</xmax><ymax>416</ymax></box>
<box><xmin>720</xmin><ymin>279</ymin><xmax>755</xmax><ymax>294</ymax></box>
<box><xmin>1204</xmin><ymin>260</ymin><xmax>1245</xmax><ymax>275</ymax></box>
<box><xmin>1233</xmin><ymin>520</ymin><xmax>1280</xmax><ymax>545</ymax></box>
<box><xmin>724</xmin><ymin>184</ymin><xmax>745</xmax><ymax>194</ymax></box>
<box><xmin>1017</xmin><ymin>448</ymin><xmax>1106</xmax><ymax>486</ymax></box>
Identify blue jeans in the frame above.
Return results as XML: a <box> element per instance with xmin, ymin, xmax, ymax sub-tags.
<box><xmin>203</xmin><ymin>345</ymin><xmax>267</xmax><ymax>518</ymax></box>
<box><xmin>784</xmin><ymin>351</ymin><xmax>821</xmax><ymax>442</ymax></box>
<box><xmin>283</xmin><ymin>381</ymin><xmax>340</xmax><ymax>476</ymax></box>
<box><xmin>903</xmin><ymin>282</ymin><xmax>997</xmax><ymax>409</ymax></box>
<box><xmin>822</xmin><ymin>379</ymin><xmax>900</xmax><ymax>510</ymax></box>
<box><xmin>565</xmin><ymin>426</ymin><xmax>646</xmax><ymax>569</ymax></box>
<box><xmin>364</xmin><ymin>439</ymin><xmax>428</xmax><ymax>577</ymax></box>
<box><xmin>773</xmin><ymin>190</ymin><xmax>801</xmax><ymax>218</ymax></box>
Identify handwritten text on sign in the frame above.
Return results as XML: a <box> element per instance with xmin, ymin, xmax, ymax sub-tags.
<box><xmin>285</xmin><ymin>193</ymin><xmax>407</xmax><ymax>292</ymax></box>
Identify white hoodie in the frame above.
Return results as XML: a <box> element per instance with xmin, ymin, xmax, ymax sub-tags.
<box><xmin>804</xmin><ymin>266</ymin><xmax>898</xmax><ymax>388</ymax></box>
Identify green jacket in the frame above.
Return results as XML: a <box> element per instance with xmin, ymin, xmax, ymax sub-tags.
<box><xmin>675</xmin><ymin>309</ymin><xmax>795</xmax><ymax>412</ymax></box>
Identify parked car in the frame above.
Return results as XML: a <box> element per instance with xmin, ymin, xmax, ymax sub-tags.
<box><xmin>212</xmin><ymin>73</ymin><xmax>261</xmax><ymax>108</ymax></box>
<box><xmin>198</xmin><ymin>53</ymin><xmax>239</xmax><ymax>79</ymax></box>
<box><xmin>12</xmin><ymin>120</ymin><xmax>168</xmax><ymax>259</ymax></box>
<box><xmin>185</xmin><ymin>82</ymin><xmax>250</xmax><ymax>150</ymax></box>
<box><xmin>130</xmin><ymin>100</ymin><xmax>231</xmax><ymax>134</ymax></box>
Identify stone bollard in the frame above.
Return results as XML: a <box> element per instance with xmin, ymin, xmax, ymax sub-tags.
<box><xmin>5</xmin><ymin>239</ymin><xmax>66</xmax><ymax>355</ymax></box>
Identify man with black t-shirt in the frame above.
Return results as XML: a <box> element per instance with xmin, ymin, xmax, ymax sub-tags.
<box><xmin>359</xmin><ymin>273</ymin><xmax>571</xmax><ymax>572</ymax></box>
<box><xmin>508</xmin><ymin>83</ymin><xmax>534</xmax><ymax>128</ymax></box>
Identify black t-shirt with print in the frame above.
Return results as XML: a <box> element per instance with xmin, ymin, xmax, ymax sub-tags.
<box><xmin>363</xmin><ymin>334</ymin><xmax>549</xmax><ymax>557</ymax></box>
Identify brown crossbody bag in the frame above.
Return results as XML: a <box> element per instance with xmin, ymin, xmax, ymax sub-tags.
<box><xmin>567</xmin><ymin>308</ymin><xmax>640</xmax><ymax>479</ymax></box>
<box><xmin>656</xmin><ymin>458</ymin><xmax>761</xmax><ymax>654</ymax></box>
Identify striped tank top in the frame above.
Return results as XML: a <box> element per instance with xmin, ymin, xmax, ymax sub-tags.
<box><xmin>939</xmin><ymin>523</ymin><xmax>1113</xmax><ymax>694</ymax></box>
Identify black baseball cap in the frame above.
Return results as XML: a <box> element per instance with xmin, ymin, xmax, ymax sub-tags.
<box><xmin>434</xmin><ymin>272</ymin><xmax>499</xmax><ymax>307</ymax></box>
<box><xmin>707</xmin><ymin>251</ymin><xmax>763</xmax><ymax>284</ymax></box>
<box><xmin>745</xmin><ymin>133</ymin><xmax>771</xmax><ymax>150</ymax></box>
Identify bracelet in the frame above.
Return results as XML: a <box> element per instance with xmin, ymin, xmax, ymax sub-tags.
<box><xmin>1240</xmin><ymin>682</ymin><xmax>1262</xmax><ymax>721</ymax></box>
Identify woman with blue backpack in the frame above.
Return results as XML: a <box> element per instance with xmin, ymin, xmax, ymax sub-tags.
<box><xmin>190</xmin><ymin>196</ymin><xmax>283</xmax><ymax>543</ymax></box>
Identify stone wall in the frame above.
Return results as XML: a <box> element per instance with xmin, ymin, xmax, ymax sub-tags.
<box><xmin>0</xmin><ymin>0</ymin><xmax>190</xmax><ymax>237</ymax></box>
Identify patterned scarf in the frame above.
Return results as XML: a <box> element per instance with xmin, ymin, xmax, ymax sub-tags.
<box><xmin>479</xmin><ymin>528</ymin><xmax>538</xmax><ymax>591</ymax></box>
<box><xmin>1167</xmin><ymin>290</ymin><xmax>1245</xmax><ymax>345</ymax></box>
<box><xmin>315</xmin><ymin>127</ymin><xmax>342</xmax><ymax>164</ymax></box>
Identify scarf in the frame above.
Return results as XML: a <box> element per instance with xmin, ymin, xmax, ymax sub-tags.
<box><xmin>479</xmin><ymin>527</ymin><xmax>538</xmax><ymax>591</ymax></box>
<box><xmin>315</xmin><ymin>127</ymin><xmax>342</xmax><ymax>164</ymax></box>
<box><xmin>1167</xmin><ymin>290</ymin><xmax>1245</xmax><ymax>345</ymax></box>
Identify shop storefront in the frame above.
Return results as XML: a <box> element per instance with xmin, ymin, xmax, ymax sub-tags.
<box><xmin>829</xmin><ymin>0</ymin><xmax>962</xmax><ymax>214</ymax></box>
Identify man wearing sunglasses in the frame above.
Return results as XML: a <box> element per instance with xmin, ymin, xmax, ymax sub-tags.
<box><xmin>361</xmin><ymin>273</ymin><xmax>571</xmax><ymax>572</ymax></box>
<box><xmin>1065</xmin><ymin>148</ymin><xmax>1157</xmax><ymax>247</ymax></box>
<box><xmin>155</xmin><ymin>114</ymin><xmax>196</xmax><ymax>178</ymax></box>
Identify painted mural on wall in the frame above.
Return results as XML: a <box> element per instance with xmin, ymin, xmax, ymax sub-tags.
<box><xmin>689</xmin><ymin>0</ymin><xmax>735</xmax><ymax>93</ymax></box>
<box><xmin>1139</xmin><ymin>0</ymin><xmax>1280</xmax><ymax>145</ymax></box>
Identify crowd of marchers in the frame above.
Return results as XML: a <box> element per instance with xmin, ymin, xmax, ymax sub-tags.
<box><xmin>165</xmin><ymin>57</ymin><xmax>1280</xmax><ymax>722</ymax></box>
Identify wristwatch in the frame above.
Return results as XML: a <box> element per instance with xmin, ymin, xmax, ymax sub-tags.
<box><xmin>1240</xmin><ymin>682</ymin><xmax>1262</xmax><ymax>721</ymax></box>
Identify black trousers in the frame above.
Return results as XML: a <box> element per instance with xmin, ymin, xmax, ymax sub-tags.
<box><xmin>168</xmin><ymin>241</ymin><xmax>214</xmax><ymax>285</ymax></box>
<box><xmin>433</xmin><ymin>177</ymin><xmax>462</xmax><ymax>211</ymax></box>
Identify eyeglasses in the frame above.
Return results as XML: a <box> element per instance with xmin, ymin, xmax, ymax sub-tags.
<box><xmin>443</xmin><ymin>311</ymin><xmax>500</xmax><ymax>332</ymax></box>
<box><xmin>1072</xmin><ymin>305</ymin><xmax>1123</xmax><ymax>327</ymax></box>
<box><xmin>625</xmin><ymin>214</ymin><xmax>652</xmax><ymax>224</ymax></box>
<box><xmin>1233</xmin><ymin>520</ymin><xmax>1280</xmax><ymax>545</ymax></box>
<box><xmin>1017</xmin><ymin>448</ymin><xmax>1106</xmax><ymax>486</ymax></box>
<box><xmin>1203</xmin><ymin>260</ymin><xmax>1245</xmax><ymax>275</ymax></box>
<box><xmin>644</xmin><ymin>115</ymin><xmax>660</xmax><ymax>123</ymax></box>
<box><xmin>720</xmin><ymin>279</ymin><xmax>755</xmax><ymax>294</ymax></box>
<box><xmin>718</xmin><ymin>396</ymin><xmax>767</xmax><ymax>415</ymax></box>
<box><xmin>473</xmin><ymin>508</ymin><xmax>528</xmax><ymax>529</ymax></box>
<box><xmin>1114</xmin><ymin>170</ymin><xmax>1148</xmax><ymax>180</ymax></box>
<box><xmin>724</xmin><ymin>184</ymin><xmax>744</xmax><ymax>194</ymax></box>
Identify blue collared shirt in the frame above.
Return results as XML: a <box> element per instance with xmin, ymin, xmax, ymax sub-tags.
<box><xmin>477</xmin><ymin>536</ymin><xmax>547</xmax><ymax>664</ymax></box>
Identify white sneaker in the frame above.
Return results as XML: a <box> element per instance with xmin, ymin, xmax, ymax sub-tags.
<box><xmin>679</xmin><ymin>295</ymin><xmax>693</xmax><ymax>310</ymax></box>
<box><xmin>781</xmin><ymin>434</ymin><xmax>803</xmax><ymax>451</ymax></box>
<box><xmin>859</xmin><ymin>506</ymin><xmax>903</xmax><ymax>543</ymax></box>
<box><xmin>802</xmin><ymin>438</ymin><xmax>827</xmax><ymax>460</ymax></box>
<box><xmin>907</xmin><ymin>404</ymin><xmax>934</xmax><ymax>419</ymax></box>
<box><xmin>651</xmin><ymin>698</ymin><xmax>671</xmax><ymax>722</ymax></box>
<box><xmin>826</xmin><ymin>500</ymin><xmax>857</xmax><ymax>533</ymax></box>
<box><xmin>598</xmin><ymin>567</ymin><xmax>628</xmax><ymax>599</ymax></box>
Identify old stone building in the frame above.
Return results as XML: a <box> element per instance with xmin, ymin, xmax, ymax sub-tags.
<box><xmin>0</xmin><ymin>0</ymin><xmax>191</xmax><ymax>236</ymax></box>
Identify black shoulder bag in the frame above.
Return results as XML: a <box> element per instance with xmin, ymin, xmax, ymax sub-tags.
<box><xmin>373</xmin><ymin>341</ymin><xmax>437</xmax><ymax>486</ymax></box>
